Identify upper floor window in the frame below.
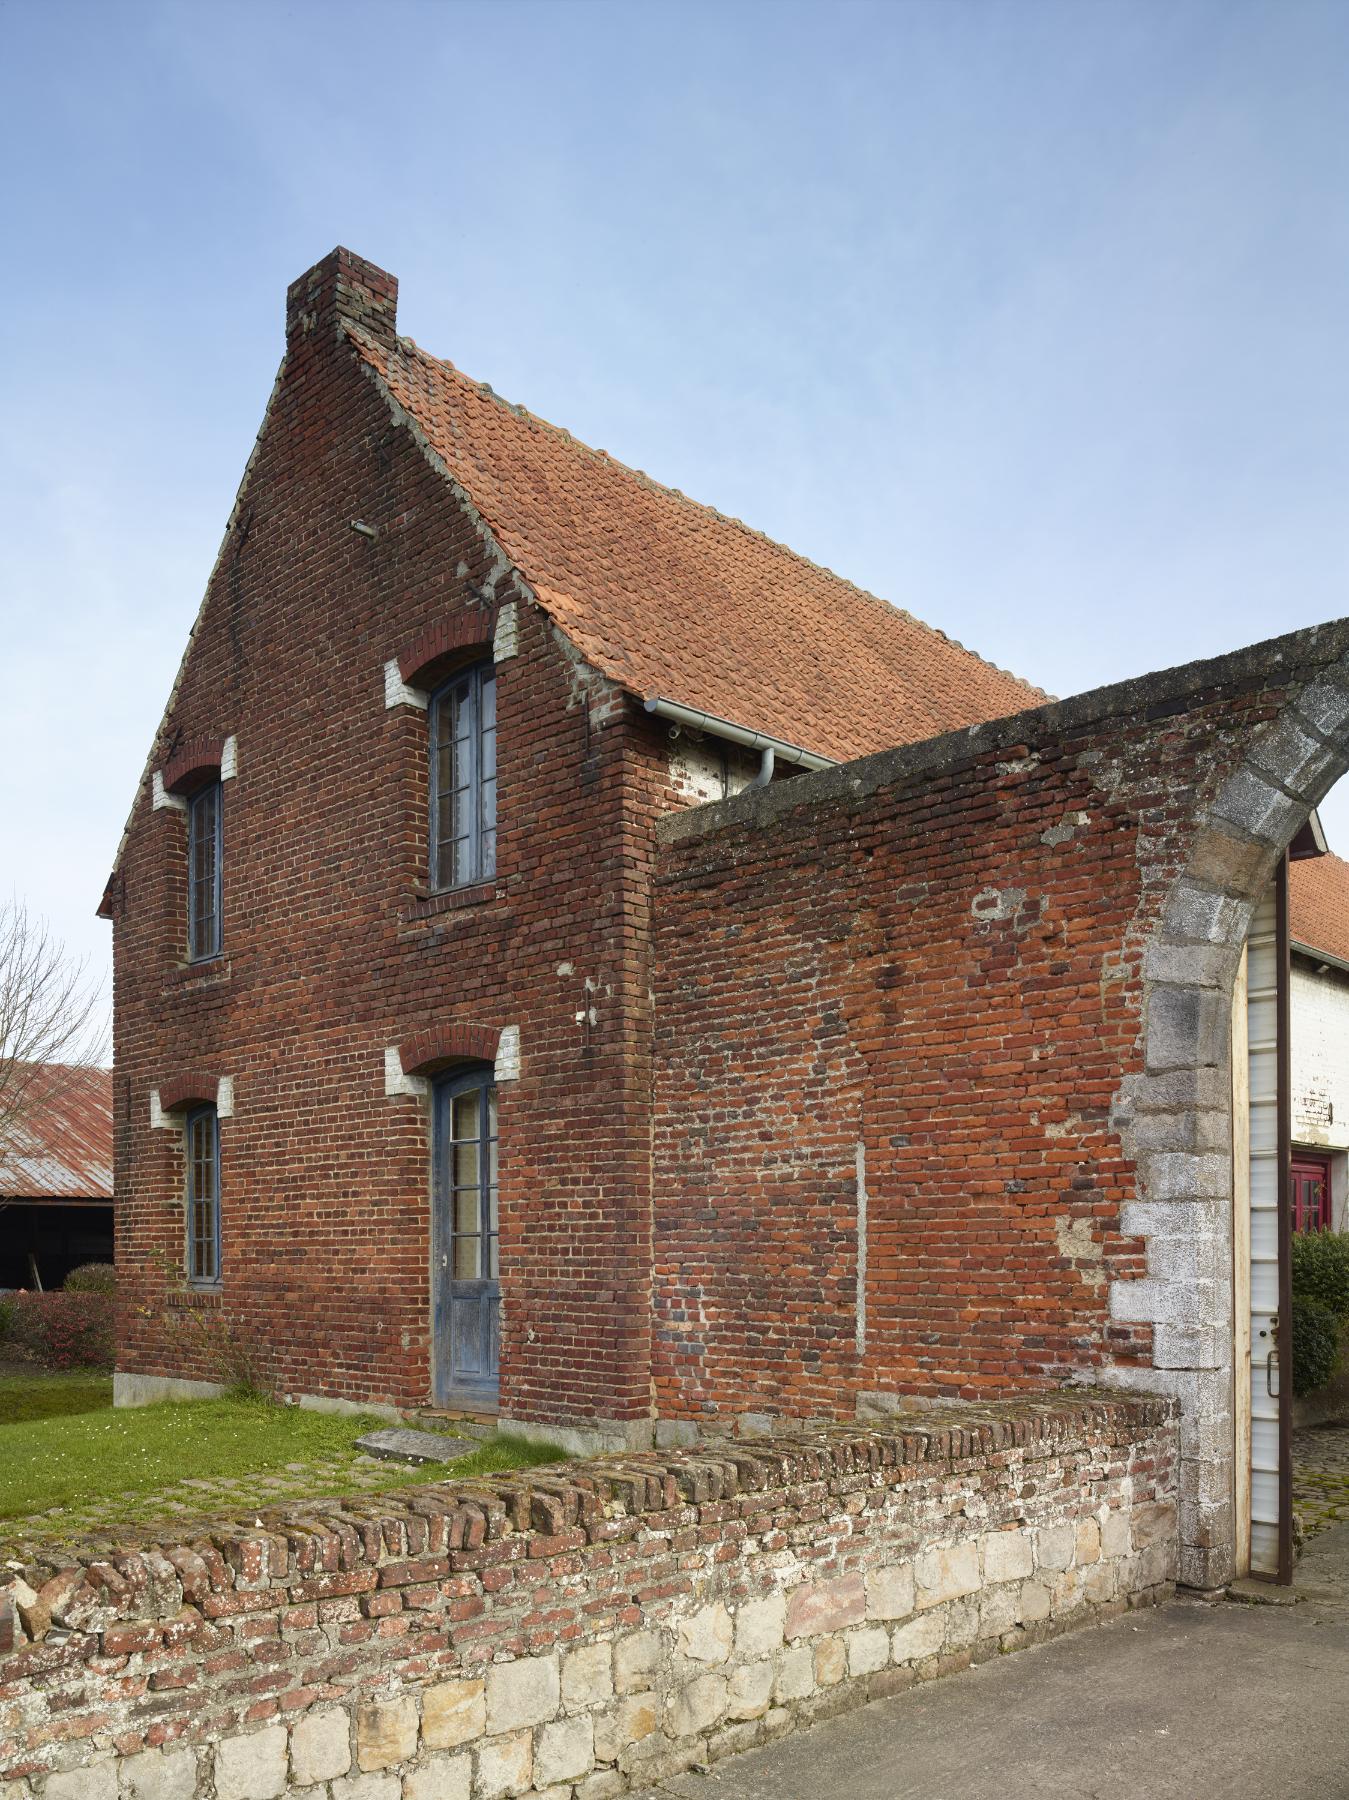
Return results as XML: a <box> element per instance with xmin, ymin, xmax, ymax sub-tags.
<box><xmin>430</xmin><ymin>661</ymin><xmax>496</xmax><ymax>890</ymax></box>
<box><xmin>188</xmin><ymin>781</ymin><xmax>223</xmax><ymax>960</ymax></box>
<box><xmin>186</xmin><ymin>1103</ymin><xmax>221</xmax><ymax>1285</ymax></box>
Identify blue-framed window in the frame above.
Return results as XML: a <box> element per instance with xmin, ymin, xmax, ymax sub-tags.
<box><xmin>185</xmin><ymin>1104</ymin><xmax>221</xmax><ymax>1285</ymax></box>
<box><xmin>429</xmin><ymin>662</ymin><xmax>496</xmax><ymax>891</ymax></box>
<box><xmin>187</xmin><ymin>781</ymin><xmax>223</xmax><ymax>961</ymax></box>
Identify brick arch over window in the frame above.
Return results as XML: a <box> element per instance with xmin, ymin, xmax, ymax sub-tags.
<box><xmin>1112</xmin><ymin>655</ymin><xmax>1349</xmax><ymax>1591</ymax></box>
<box><xmin>400</xmin><ymin>1023</ymin><xmax>502</xmax><ymax>1079</ymax></box>
<box><xmin>398</xmin><ymin>613</ymin><xmax>496</xmax><ymax>691</ymax></box>
<box><xmin>163</xmin><ymin>737</ymin><xmax>227</xmax><ymax>796</ymax></box>
<box><xmin>158</xmin><ymin>1072</ymin><xmax>222</xmax><ymax>1113</ymax></box>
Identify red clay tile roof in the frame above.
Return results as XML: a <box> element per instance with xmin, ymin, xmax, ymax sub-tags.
<box><xmin>350</xmin><ymin>329</ymin><xmax>1046</xmax><ymax>763</ymax></box>
<box><xmin>0</xmin><ymin>1064</ymin><xmax>113</xmax><ymax>1202</ymax></box>
<box><xmin>1291</xmin><ymin>852</ymin><xmax>1349</xmax><ymax>966</ymax></box>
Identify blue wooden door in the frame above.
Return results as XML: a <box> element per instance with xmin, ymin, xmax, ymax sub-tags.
<box><xmin>433</xmin><ymin>1071</ymin><xmax>499</xmax><ymax>1408</ymax></box>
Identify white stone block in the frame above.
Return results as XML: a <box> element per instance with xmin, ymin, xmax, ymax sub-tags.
<box><xmin>890</xmin><ymin>1611</ymin><xmax>945</xmax><ymax>1663</ymax></box>
<box><xmin>290</xmin><ymin>1708</ymin><xmax>352</xmax><ymax>1785</ymax></box>
<box><xmin>535</xmin><ymin>1716</ymin><xmax>594</xmax><ymax>1787</ymax></box>
<box><xmin>562</xmin><ymin>1642</ymin><xmax>613</xmax><ymax>1710</ymax></box>
<box><xmin>485</xmin><ymin>1654</ymin><xmax>560</xmax><ymax>1735</ymax></box>
<box><xmin>727</xmin><ymin>1661</ymin><xmax>774</xmax><ymax>1720</ymax></box>
<box><xmin>592</xmin><ymin>1695</ymin><xmax>660</xmax><ymax>1763</ymax></box>
<box><xmin>1035</xmin><ymin>1523</ymin><xmax>1076</xmax><ymax>1573</ymax></box>
<box><xmin>666</xmin><ymin>1672</ymin><xmax>727</xmax><ymax>1738</ymax></box>
<box><xmin>678</xmin><ymin>1601</ymin><xmax>733</xmax><ymax>1664</ymax></box>
<box><xmin>423</xmin><ymin>1679</ymin><xmax>486</xmax><ymax>1749</ymax></box>
<box><xmin>845</xmin><ymin>1626</ymin><xmax>890</xmax><ymax>1675</ymax></box>
<box><xmin>982</xmin><ymin>1529</ymin><xmax>1033</xmax><ymax>1583</ymax></box>
<box><xmin>357</xmin><ymin>1698</ymin><xmax>418</xmax><ymax>1773</ymax></box>
<box><xmin>403</xmin><ymin>1753</ymin><xmax>471</xmax><ymax>1800</ymax></box>
<box><xmin>772</xmin><ymin>1646</ymin><xmax>815</xmax><ymax>1702</ymax></box>
<box><xmin>915</xmin><ymin>1541</ymin><xmax>980</xmax><ymax>1608</ymax></box>
<box><xmin>613</xmin><ymin>1631</ymin><xmax>661</xmax><ymax>1695</ymax></box>
<box><xmin>333</xmin><ymin>1778</ymin><xmax>400</xmax><ymax>1800</ymax></box>
<box><xmin>44</xmin><ymin>1766</ymin><xmax>117</xmax><ymax>1800</ymax></box>
<box><xmin>978</xmin><ymin>1584</ymin><xmax>1021</xmax><ymax>1638</ymax></box>
<box><xmin>120</xmin><ymin>1747</ymin><xmax>197</xmax><ymax>1800</ymax></box>
<box><xmin>864</xmin><ymin>1562</ymin><xmax>915</xmax><ymax>1621</ymax></box>
<box><xmin>473</xmin><ymin>1731</ymin><xmax>533</xmax><ymax>1799</ymax></box>
<box><xmin>1101</xmin><ymin>1511</ymin><xmax>1132</xmax><ymax>1559</ymax></box>
<box><xmin>492</xmin><ymin>603</ymin><xmax>519</xmax><ymax>663</ymax></box>
<box><xmin>1020</xmin><ymin>1579</ymin><xmax>1052</xmax><ymax>1622</ymax></box>
<box><xmin>216</xmin><ymin>1727</ymin><xmax>289</xmax><ymax>1800</ymax></box>
<box><xmin>734</xmin><ymin>1591</ymin><xmax>786</xmax><ymax>1658</ymax></box>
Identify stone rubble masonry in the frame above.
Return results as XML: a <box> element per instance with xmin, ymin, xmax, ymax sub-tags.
<box><xmin>0</xmin><ymin>1395</ymin><xmax>1174</xmax><ymax>1799</ymax></box>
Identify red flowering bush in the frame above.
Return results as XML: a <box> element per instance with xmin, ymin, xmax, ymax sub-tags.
<box><xmin>6</xmin><ymin>1291</ymin><xmax>115</xmax><ymax>1370</ymax></box>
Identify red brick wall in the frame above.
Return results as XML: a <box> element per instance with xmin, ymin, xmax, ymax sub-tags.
<box><xmin>649</xmin><ymin>671</ymin><xmax>1305</xmax><ymax>1425</ymax></box>
<box><xmin>110</xmin><ymin>253</ymin><xmax>672</xmax><ymax>1427</ymax></box>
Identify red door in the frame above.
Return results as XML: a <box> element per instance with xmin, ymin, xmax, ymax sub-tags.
<box><xmin>1291</xmin><ymin>1154</ymin><xmax>1332</xmax><ymax>1233</ymax></box>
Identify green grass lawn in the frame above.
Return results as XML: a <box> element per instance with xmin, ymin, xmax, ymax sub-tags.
<box><xmin>0</xmin><ymin>1367</ymin><xmax>113</xmax><ymax>1425</ymax></box>
<box><xmin>0</xmin><ymin>1369</ymin><xmax>566</xmax><ymax>1531</ymax></box>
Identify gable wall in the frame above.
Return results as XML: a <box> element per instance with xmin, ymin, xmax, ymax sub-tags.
<box><xmin>109</xmin><ymin>303</ymin><xmax>670</xmax><ymax>1432</ymax></box>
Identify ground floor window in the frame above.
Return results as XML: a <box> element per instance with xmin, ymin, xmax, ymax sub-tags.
<box><xmin>186</xmin><ymin>1104</ymin><xmax>221</xmax><ymax>1284</ymax></box>
<box><xmin>1292</xmin><ymin>1152</ymin><xmax>1333</xmax><ymax>1233</ymax></box>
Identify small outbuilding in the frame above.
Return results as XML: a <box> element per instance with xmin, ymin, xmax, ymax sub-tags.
<box><xmin>0</xmin><ymin>1063</ymin><xmax>113</xmax><ymax>1289</ymax></box>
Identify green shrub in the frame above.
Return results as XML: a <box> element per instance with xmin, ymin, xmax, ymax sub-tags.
<box><xmin>1290</xmin><ymin>1230</ymin><xmax>1349</xmax><ymax>1322</ymax></box>
<box><xmin>63</xmin><ymin>1262</ymin><xmax>117</xmax><ymax>1295</ymax></box>
<box><xmin>1292</xmin><ymin>1294</ymin><xmax>1341</xmax><ymax>1395</ymax></box>
<box><xmin>6</xmin><ymin>1292</ymin><xmax>115</xmax><ymax>1371</ymax></box>
<box><xmin>0</xmin><ymin>1295</ymin><xmax>14</xmax><ymax>1343</ymax></box>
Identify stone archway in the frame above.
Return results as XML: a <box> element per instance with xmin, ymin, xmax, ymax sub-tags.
<box><xmin>1110</xmin><ymin>654</ymin><xmax>1349</xmax><ymax>1589</ymax></box>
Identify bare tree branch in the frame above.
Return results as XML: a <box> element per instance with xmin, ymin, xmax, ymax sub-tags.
<box><xmin>0</xmin><ymin>897</ymin><xmax>107</xmax><ymax>1182</ymax></box>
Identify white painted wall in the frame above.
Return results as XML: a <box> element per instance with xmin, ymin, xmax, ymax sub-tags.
<box><xmin>1291</xmin><ymin>954</ymin><xmax>1349</xmax><ymax>1228</ymax></box>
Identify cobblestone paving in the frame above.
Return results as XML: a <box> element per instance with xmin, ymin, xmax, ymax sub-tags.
<box><xmin>1294</xmin><ymin>1419</ymin><xmax>1349</xmax><ymax>1539</ymax></box>
<box><xmin>0</xmin><ymin>1453</ymin><xmax>443</xmax><ymax>1559</ymax></box>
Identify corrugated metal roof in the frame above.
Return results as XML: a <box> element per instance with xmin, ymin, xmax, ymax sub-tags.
<box><xmin>0</xmin><ymin>1063</ymin><xmax>113</xmax><ymax>1202</ymax></box>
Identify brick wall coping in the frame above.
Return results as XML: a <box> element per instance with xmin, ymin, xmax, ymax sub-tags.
<box><xmin>0</xmin><ymin>1390</ymin><xmax>1170</xmax><ymax>1665</ymax></box>
<box><xmin>656</xmin><ymin>614</ymin><xmax>1349</xmax><ymax>853</ymax></box>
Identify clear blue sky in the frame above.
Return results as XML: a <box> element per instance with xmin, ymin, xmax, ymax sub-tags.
<box><xmin>3</xmin><ymin>0</ymin><xmax>1349</xmax><ymax>1035</ymax></box>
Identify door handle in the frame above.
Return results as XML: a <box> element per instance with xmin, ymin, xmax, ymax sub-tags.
<box><xmin>1267</xmin><ymin>1348</ymin><xmax>1279</xmax><ymax>1397</ymax></box>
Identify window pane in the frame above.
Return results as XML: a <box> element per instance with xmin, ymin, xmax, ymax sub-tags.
<box><xmin>454</xmin><ymin>1187</ymin><xmax>480</xmax><ymax>1235</ymax></box>
<box><xmin>487</xmin><ymin>1234</ymin><xmax>499</xmax><ymax>1277</ymax></box>
<box><xmin>452</xmin><ymin>1091</ymin><xmax>480</xmax><ymax>1141</ymax></box>
<box><xmin>454</xmin><ymin>1140</ymin><xmax>479</xmax><ymax>1189</ymax></box>
<box><xmin>454</xmin><ymin>1235</ymin><xmax>482</xmax><ymax>1279</ymax></box>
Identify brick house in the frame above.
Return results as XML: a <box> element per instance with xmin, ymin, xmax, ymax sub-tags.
<box><xmin>104</xmin><ymin>247</ymin><xmax>1349</xmax><ymax>1591</ymax></box>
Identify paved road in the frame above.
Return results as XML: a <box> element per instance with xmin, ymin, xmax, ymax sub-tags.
<box><xmin>635</xmin><ymin>1524</ymin><xmax>1349</xmax><ymax>1800</ymax></box>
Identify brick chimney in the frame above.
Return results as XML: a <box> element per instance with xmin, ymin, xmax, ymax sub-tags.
<box><xmin>285</xmin><ymin>247</ymin><xmax>398</xmax><ymax>353</ymax></box>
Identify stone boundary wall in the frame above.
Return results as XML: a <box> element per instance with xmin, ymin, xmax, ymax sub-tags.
<box><xmin>0</xmin><ymin>1395</ymin><xmax>1176</xmax><ymax>1800</ymax></box>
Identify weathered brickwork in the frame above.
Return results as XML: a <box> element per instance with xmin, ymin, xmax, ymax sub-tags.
<box><xmin>0</xmin><ymin>1396</ymin><xmax>1175</xmax><ymax>1797</ymax></box>
<box><xmin>105</xmin><ymin>251</ymin><xmax>699</xmax><ymax>1435</ymax></box>
<box><xmin>652</xmin><ymin>629</ymin><xmax>1349</xmax><ymax>1583</ymax></box>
